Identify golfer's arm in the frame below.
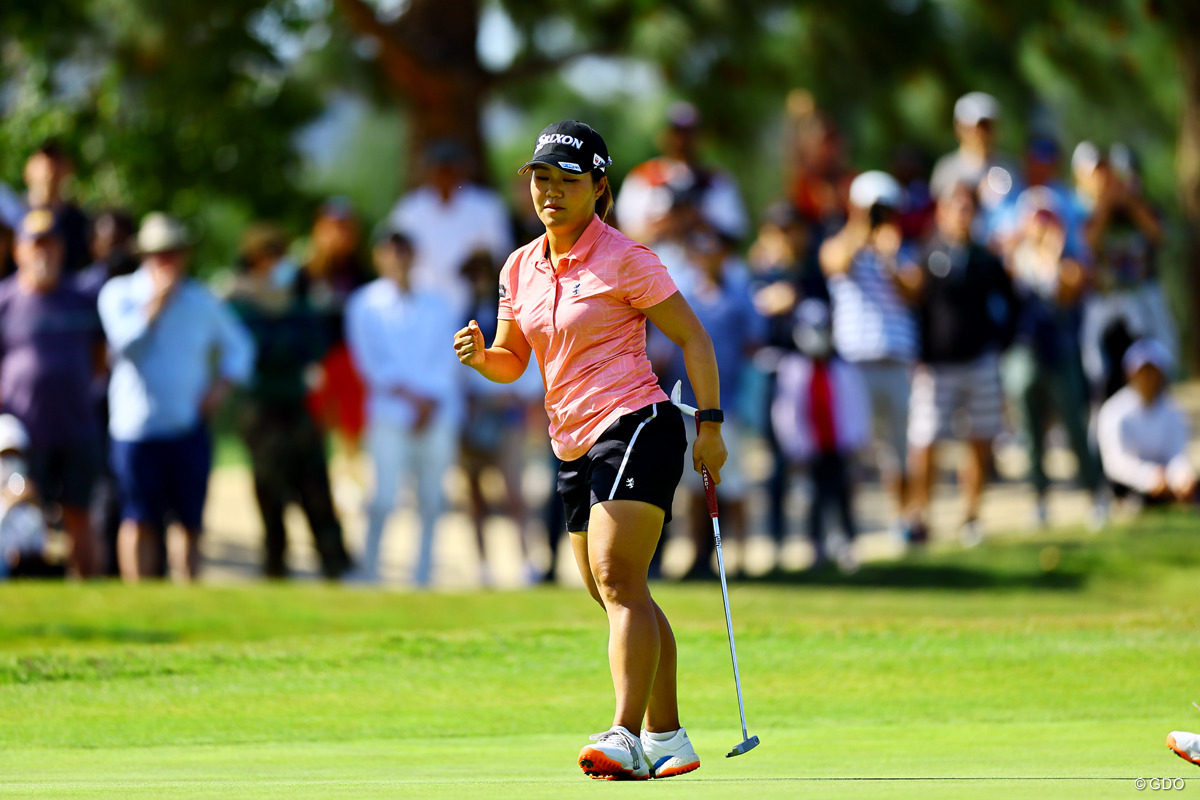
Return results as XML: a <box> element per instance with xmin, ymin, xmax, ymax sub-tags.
<box><xmin>473</xmin><ymin>319</ymin><xmax>533</xmax><ymax>384</ymax></box>
<box><xmin>643</xmin><ymin>292</ymin><xmax>721</xmax><ymax>413</ymax></box>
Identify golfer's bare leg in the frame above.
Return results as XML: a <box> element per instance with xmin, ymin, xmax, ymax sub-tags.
<box><xmin>571</xmin><ymin>501</ymin><xmax>678</xmax><ymax>734</ymax></box>
<box><xmin>643</xmin><ymin>602</ymin><xmax>680</xmax><ymax>733</ymax></box>
<box><xmin>570</xmin><ymin>528</ymin><xmax>681</xmax><ymax>733</ymax></box>
<box><xmin>570</xmin><ymin>531</ymin><xmax>603</xmax><ymax>606</ymax></box>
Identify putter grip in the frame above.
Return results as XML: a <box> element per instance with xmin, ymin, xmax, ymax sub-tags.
<box><xmin>701</xmin><ymin>465</ymin><xmax>719</xmax><ymax>519</ymax></box>
<box><xmin>694</xmin><ymin>413</ymin><xmax>719</xmax><ymax>518</ymax></box>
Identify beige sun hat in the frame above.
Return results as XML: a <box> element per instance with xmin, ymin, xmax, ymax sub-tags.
<box><xmin>136</xmin><ymin>212</ymin><xmax>192</xmax><ymax>255</ymax></box>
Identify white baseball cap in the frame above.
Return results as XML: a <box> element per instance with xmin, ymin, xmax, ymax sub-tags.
<box><xmin>137</xmin><ymin>212</ymin><xmax>192</xmax><ymax>255</ymax></box>
<box><xmin>1071</xmin><ymin>141</ymin><xmax>1102</xmax><ymax>176</ymax></box>
<box><xmin>0</xmin><ymin>414</ymin><xmax>29</xmax><ymax>454</ymax></box>
<box><xmin>849</xmin><ymin>170</ymin><xmax>903</xmax><ymax>211</ymax></box>
<box><xmin>1122</xmin><ymin>338</ymin><xmax>1173</xmax><ymax>378</ymax></box>
<box><xmin>954</xmin><ymin>92</ymin><xmax>1001</xmax><ymax>127</ymax></box>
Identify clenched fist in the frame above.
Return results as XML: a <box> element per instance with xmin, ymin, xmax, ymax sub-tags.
<box><xmin>453</xmin><ymin>319</ymin><xmax>486</xmax><ymax>367</ymax></box>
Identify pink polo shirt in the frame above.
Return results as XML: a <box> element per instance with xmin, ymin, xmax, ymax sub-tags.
<box><xmin>498</xmin><ymin>215</ymin><xmax>677</xmax><ymax>461</ymax></box>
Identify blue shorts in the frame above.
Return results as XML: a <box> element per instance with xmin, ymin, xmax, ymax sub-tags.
<box><xmin>110</xmin><ymin>425</ymin><xmax>212</xmax><ymax>531</ymax></box>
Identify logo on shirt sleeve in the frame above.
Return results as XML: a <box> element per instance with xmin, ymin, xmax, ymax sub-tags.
<box><xmin>498</xmin><ymin>283</ymin><xmax>507</xmax><ymax>300</ymax></box>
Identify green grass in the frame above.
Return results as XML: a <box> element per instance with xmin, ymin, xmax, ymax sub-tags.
<box><xmin>1</xmin><ymin>511</ymin><xmax>1199</xmax><ymax>798</ymax></box>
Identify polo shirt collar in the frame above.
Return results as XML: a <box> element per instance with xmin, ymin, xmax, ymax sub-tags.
<box><xmin>543</xmin><ymin>214</ymin><xmax>605</xmax><ymax>274</ymax></box>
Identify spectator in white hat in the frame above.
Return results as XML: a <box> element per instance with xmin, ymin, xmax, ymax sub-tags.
<box><xmin>929</xmin><ymin>92</ymin><xmax>1020</xmax><ymax>216</ymax></box>
<box><xmin>819</xmin><ymin>170</ymin><xmax>923</xmax><ymax>541</ymax></box>
<box><xmin>1097</xmin><ymin>339</ymin><xmax>1196</xmax><ymax>505</ymax></box>
<box><xmin>98</xmin><ymin>212</ymin><xmax>255</xmax><ymax>582</ymax></box>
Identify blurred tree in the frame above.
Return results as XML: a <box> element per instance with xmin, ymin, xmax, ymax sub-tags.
<box><xmin>0</xmin><ymin>0</ymin><xmax>322</xmax><ymax>268</ymax></box>
<box><xmin>3</xmin><ymin>0</ymin><xmax>1196</xmax><ymax>346</ymax></box>
<box><xmin>1149</xmin><ymin>0</ymin><xmax>1200</xmax><ymax>369</ymax></box>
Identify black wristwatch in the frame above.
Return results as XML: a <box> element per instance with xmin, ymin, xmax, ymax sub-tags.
<box><xmin>696</xmin><ymin>408</ymin><xmax>724</xmax><ymax>424</ymax></box>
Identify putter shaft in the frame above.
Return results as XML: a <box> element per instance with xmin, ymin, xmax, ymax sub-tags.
<box><xmin>712</xmin><ymin>513</ymin><xmax>749</xmax><ymax>740</ymax></box>
<box><xmin>669</xmin><ymin>381</ymin><xmax>758</xmax><ymax>757</ymax></box>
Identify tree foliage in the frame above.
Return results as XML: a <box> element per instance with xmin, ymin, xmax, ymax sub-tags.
<box><xmin>0</xmin><ymin>0</ymin><xmax>321</xmax><ymax>236</ymax></box>
<box><xmin>0</xmin><ymin>0</ymin><xmax>1191</xmax><ymax>248</ymax></box>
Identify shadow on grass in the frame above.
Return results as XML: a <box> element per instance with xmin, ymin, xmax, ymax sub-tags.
<box><xmin>742</xmin><ymin>561</ymin><xmax>1086</xmax><ymax>591</ymax></box>
<box><xmin>736</xmin><ymin>508</ymin><xmax>1200</xmax><ymax>591</ymax></box>
<box><xmin>9</xmin><ymin>624</ymin><xmax>179</xmax><ymax>644</ymax></box>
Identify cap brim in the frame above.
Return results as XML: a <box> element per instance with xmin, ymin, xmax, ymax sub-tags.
<box><xmin>1126</xmin><ymin>358</ymin><xmax>1163</xmax><ymax>377</ymax></box>
<box><xmin>967</xmin><ymin>114</ymin><xmax>997</xmax><ymax>126</ymax></box>
<box><xmin>517</xmin><ymin>157</ymin><xmax>587</xmax><ymax>176</ymax></box>
<box><xmin>136</xmin><ymin>241</ymin><xmax>192</xmax><ymax>256</ymax></box>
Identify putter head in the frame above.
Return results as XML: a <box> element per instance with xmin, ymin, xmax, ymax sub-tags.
<box><xmin>726</xmin><ymin>735</ymin><xmax>760</xmax><ymax>758</ymax></box>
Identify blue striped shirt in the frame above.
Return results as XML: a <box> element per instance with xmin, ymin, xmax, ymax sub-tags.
<box><xmin>828</xmin><ymin>248</ymin><xmax>919</xmax><ymax>364</ymax></box>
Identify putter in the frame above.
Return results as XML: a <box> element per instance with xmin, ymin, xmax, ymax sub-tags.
<box><xmin>670</xmin><ymin>381</ymin><xmax>760</xmax><ymax>759</ymax></box>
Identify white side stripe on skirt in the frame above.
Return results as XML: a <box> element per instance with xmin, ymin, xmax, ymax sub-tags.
<box><xmin>609</xmin><ymin>404</ymin><xmax>658</xmax><ymax>500</ymax></box>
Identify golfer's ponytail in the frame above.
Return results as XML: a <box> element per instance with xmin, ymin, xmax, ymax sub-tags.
<box><xmin>594</xmin><ymin>172</ymin><xmax>614</xmax><ymax>222</ymax></box>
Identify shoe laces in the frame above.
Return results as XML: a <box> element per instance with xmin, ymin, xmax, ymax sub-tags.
<box><xmin>590</xmin><ymin>727</ymin><xmax>639</xmax><ymax>752</ymax></box>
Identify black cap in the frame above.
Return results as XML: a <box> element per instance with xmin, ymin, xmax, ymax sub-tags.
<box><xmin>518</xmin><ymin>120</ymin><xmax>611</xmax><ymax>176</ymax></box>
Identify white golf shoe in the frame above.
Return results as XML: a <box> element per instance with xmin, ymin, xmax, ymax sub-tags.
<box><xmin>1167</xmin><ymin>731</ymin><xmax>1200</xmax><ymax>766</ymax></box>
<box><xmin>642</xmin><ymin>727</ymin><xmax>700</xmax><ymax>778</ymax></box>
<box><xmin>578</xmin><ymin>725</ymin><xmax>649</xmax><ymax>780</ymax></box>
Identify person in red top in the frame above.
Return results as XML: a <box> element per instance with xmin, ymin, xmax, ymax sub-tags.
<box><xmin>771</xmin><ymin>300</ymin><xmax>871</xmax><ymax>573</ymax></box>
<box><xmin>454</xmin><ymin>121</ymin><xmax>725</xmax><ymax>781</ymax></box>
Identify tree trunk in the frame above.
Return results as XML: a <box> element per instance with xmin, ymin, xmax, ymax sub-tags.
<box><xmin>1176</xmin><ymin>20</ymin><xmax>1200</xmax><ymax>372</ymax></box>
<box><xmin>333</xmin><ymin>0</ymin><xmax>489</xmax><ymax>186</ymax></box>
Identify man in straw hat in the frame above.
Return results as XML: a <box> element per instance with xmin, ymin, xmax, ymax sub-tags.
<box><xmin>98</xmin><ymin>212</ymin><xmax>255</xmax><ymax>582</ymax></box>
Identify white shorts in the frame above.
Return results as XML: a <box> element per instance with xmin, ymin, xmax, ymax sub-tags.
<box><xmin>908</xmin><ymin>352</ymin><xmax>1004</xmax><ymax>448</ymax></box>
<box><xmin>684</xmin><ymin>418</ymin><xmax>748</xmax><ymax>500</ymax></box>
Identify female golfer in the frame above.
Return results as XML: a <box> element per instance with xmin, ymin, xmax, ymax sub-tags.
<box><xmin>453</xmin><ymin>120</ymin><xmax>726</xmax><ymax>780</ymax></box>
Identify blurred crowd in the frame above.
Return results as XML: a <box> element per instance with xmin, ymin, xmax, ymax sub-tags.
<box><xmin>0</xmin><ymin>89</ymin><xmax>1194</xmax><ymax>584</ymax></box>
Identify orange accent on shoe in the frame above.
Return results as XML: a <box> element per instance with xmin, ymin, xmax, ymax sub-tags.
<box><xmin>578</xmin><ymin>747</ymin><xmax>649</xmax><ymax>781</ymax></box>
<box><xmin>651</xmin><ymin>761</ymin><xmax>700</xmax><ymax>779</ymax></box>
<box><xmin>1168</xmin><ymin>734</ymin><xmax>1200</xmax><ymax>766</ymax></box>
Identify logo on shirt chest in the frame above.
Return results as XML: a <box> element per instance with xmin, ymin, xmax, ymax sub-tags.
<box><xmin>572</xmin><ymin>283</ymin><xmax>581</xmax><ymax>296</ymax></box>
